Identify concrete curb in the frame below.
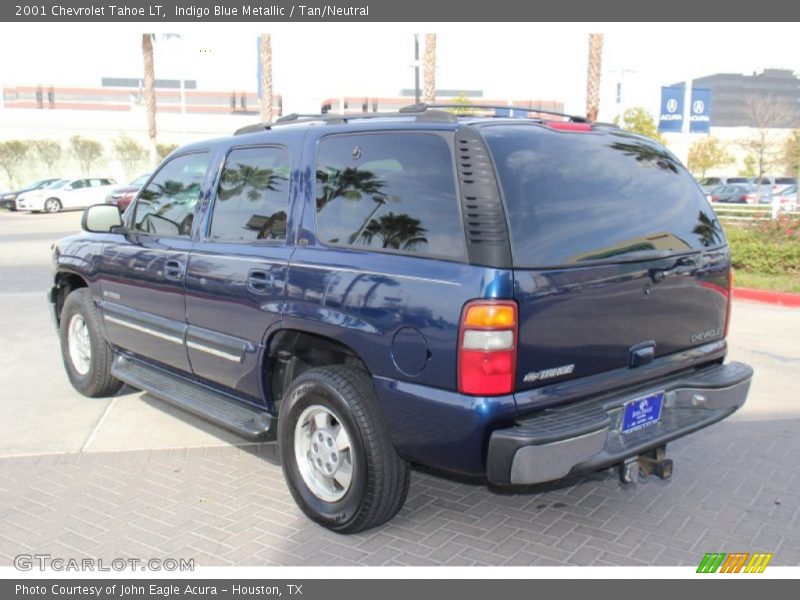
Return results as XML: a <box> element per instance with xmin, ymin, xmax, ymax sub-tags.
<box><xmin>734</xmin><ymin>287</ymin><xmax>800</xmax><ymax>308</ymax></box>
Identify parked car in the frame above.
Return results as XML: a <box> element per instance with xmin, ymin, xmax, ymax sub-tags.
<box><xmin>773</xmin><ymin>184</ymin><xmax>798</xmax><ymax>212</ymax></box>
<box><xmin>697</xmin><ymin>176</ymin><xmax>750</xmax><ymax>194</ymax></box>
<box><xmin>751</xmin><ymin>175</ymin><xmax>796</xmax><ymax>191</ymax></box>
<box><xmin>17</xmin><ymin>177</ymin><xmax>117</xmax><ymax>213</ymax></box>
<box><xmin>707</xmin><ymin>183</ymin><xmax>773</xmax><ymax>204</ymax></box>
<box><xmin>0</xmin><ymin>178</ymin><xmax>62</xmax><ymax>211</ymax></box>
<box><xmin>48</xmin><ymin>106</ymin><xmax>752</xmax><ymax>532</ymax></box>
<box><xmin>105</xmin><ymin>173</ymin><xmax>150</xmax><ymax>212</ymax></box>
<box><xmin>706</xmin><ymin>183</ymin><xmax>751</xmax><ymax>204</ymax></box>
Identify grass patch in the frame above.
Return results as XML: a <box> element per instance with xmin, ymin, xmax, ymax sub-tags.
<box><xmin>734</xmin><ymin>271</ymin><xmax>800</xmax><ymax>294</ymax></box>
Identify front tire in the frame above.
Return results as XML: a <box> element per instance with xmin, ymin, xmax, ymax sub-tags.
<box><xmin>44</xmin><ymin>198</ymin><xmax>62</xmax><ymax>213</ymax></box>
<box><xmin>59</xmin><ymin>288</ymin><xmax>123</xmax><ymax>397</ymax></box>
<box><xmin>278</xmin><ymin>366</ymin><xmax>410</xmax><ymax>533</ymax></box>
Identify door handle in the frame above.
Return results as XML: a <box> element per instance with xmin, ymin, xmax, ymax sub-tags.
<box><xmin>164</xmin><ymin>259</ymin><xmax>185</xmax><ymax>281</ymax></box>
<box><xmin>247</xmin><ymin>269</ymin><xmax>273</xmax><ymax>294</ymax></box>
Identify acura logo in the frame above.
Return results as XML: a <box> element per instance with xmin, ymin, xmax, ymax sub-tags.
<box><xmin>693</xmin><ymin>99</ymin><xmax>705</xmax><ymax>114</ymax></box>
<box><xmin>666</xmin><ymin>98</ymin><xmax>678</xmax><ymax>113</ymax></box>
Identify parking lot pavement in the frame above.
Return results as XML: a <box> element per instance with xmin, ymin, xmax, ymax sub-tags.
<box><xmin>1</xmin><ymin>210</ymin><xmax>799</xmax><ymax>566</ymax></box>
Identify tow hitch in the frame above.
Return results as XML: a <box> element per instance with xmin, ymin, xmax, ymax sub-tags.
<box><xmin>618</xmin><ymin>446</ymin><xmax>673</xmax><ymax>483</ymax></box>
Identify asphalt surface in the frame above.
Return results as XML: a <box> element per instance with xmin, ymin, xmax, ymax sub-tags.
<box><xmin>0</xmin><ymin>209</ymin><xmax>798</xmax><ymax>566</ymax></box>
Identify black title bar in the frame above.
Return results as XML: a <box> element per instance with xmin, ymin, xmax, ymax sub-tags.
<box><xmin>3</xmin><ymin>0</ymin><xmax>800</xmax><ymax>21</ymax></box>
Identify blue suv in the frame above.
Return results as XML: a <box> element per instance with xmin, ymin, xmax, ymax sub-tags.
<box><xmin>48</xmin><ymin>105</ymin><xmax>753</xmax><ymax>532</ymax></box>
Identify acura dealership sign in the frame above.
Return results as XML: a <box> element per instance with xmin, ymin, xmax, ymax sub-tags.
<box><xmin>659</xmin><ymin>85</ymin><xmax>712</xmax><ymax>133</ymax></box>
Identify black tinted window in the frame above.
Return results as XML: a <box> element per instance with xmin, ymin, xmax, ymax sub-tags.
<box><xmin>133</xmin><ymin>152</ymin><xmax>209</xmax><ymax>237</ymax></box>
<box><xmin>209</xmin><ymin>146</ymin><xmax>290</xmax><ymax>242</ymax></box>
<box><xmin>315</xmin><ymin>133</ymin><xmax>464</xmax><ymax>259</ymax></box>
<box><xmin>482</xmin><ymin>125</ymin><xmax>724</xmax><ymax>267</ymax></box>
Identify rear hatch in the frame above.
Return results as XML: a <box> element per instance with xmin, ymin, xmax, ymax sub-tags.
<box><xmin>480</xmin><ymin>124</ymin><xmax>730</xmax><ymax>394</ymax></box>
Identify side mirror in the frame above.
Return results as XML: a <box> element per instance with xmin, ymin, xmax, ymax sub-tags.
<box><xmin>82</xmin><ymin>204</ymin><xmax>123</xmax><ymax>233</ymax></box>
<box><xmin>64</xmin><ymin>185</ymin><xmax>73</xmax><ymax>191</ymax></box>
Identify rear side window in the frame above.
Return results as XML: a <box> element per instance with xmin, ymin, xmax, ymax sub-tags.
<box><xmin>315</xmin><ymin>133</ymin><xmax>465</xmax><ymax>260</ymax></box>
<box><xmin>209</xmin><ymin>146</ymin><xmax>290</xmax><ymax>242</ymax></box>
<box><xmin>133</xmin><ymin>152</ymin><xmax>209</xmax><ymax>238</ymax></box>
<box><xmin>481</xmin><ymin>126</ymin><xmax>724</xmax><ymax>267</ymax></box>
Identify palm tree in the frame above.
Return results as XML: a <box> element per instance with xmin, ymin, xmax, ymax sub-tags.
<box><xmin>142</xmin><ymin>34</ymin><xmax>158</xmax><ymax>167</ymax></box>
<box><xmin>586</xmin><ymin>33</ymin><xmax>603</xmax><ymax>121</ymax></box>
<box><xmin>423</xmin><ymin>34</ymin><xmax>437</xmax><ymax>104</ymax></box>
<box><xmin>259</xmin><ymin>34</ymin><xmax>273</xmax><ymax>122</ymax></box>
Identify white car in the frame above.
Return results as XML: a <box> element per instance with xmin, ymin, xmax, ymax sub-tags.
<box><xmin>17</xmin><ymin>177</ymin><xmax>117</xmax><ymax>213</ymax></box>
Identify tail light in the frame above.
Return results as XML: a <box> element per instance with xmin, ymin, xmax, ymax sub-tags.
<box><xmin>743</xmin><ymin>194</ymin><xmax>754</xmax><ymax>203</ymax></box>
<box><xmin>724</xmin><ymin>269</ymin><xmax>734</xmax><ymax>337</ymax></box>
<box><xmin>458</xmin><ymin>300</ymin><xmax>518</xmax><ymax>396</ymax></box>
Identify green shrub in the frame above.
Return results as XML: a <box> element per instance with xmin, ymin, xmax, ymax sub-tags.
<box><xmin>726</xmin><ymin>216</ymin><xmax>800</xmax><ymax>275</ymax></box>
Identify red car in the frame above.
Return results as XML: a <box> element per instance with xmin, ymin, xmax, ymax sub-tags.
<box><xmin>105</xmin><ymin>173</ymin><xmax>149</xmax><ymax>212</ymax></box>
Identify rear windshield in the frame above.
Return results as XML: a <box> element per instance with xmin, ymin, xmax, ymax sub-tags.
<box><xmin>481</xmin><ymin>125</ymin><xmax>724</xmax><ymax>267</ymax></box>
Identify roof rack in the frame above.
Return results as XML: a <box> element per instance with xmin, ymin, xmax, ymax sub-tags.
<box><xmin>233</xmin><ymin>108</ymin><xmax>458</xmax><ymax>135</ymax></box>
<box><xmin>232</xmin><ymin>103</ymin><xmax>591</xmax><ymax>136</ymax></box>
<box><xmin>400</xmin><ymin>102</ymin><xmax>590</xmax><ymax>123</ymax></box>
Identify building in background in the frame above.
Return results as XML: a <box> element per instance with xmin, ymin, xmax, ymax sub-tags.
<box><xmin>661</xmin><ymin>69</ymin><xmax>800</xmax><ymax>173</ymax></box>
<box><xmin>0</xmin><ymin>78</ymin><xmax>284</xmax><ymax>187</ymax></box>
<box><xmin>679</xmin><ymin>69</ymin><xmax>800</xmax><ymax>128</ymax></box>
<box><xmin>320</xmin><ymin>90</ymin><xmax>565</xmax><ymax>117</ymax></box>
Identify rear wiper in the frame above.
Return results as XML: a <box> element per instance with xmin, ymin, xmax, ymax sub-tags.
<box><xmin>649</xmin><ymin>255</ymin><xmax>699</xmax><ymax>282</ymax></box>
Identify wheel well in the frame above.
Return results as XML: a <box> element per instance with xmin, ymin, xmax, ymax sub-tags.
<box><xmin>53</xmin><ymin>272</ymin><xmax>88</xmax><ymax>325</ymax></box>
<box><xmin>265</xmin><ymin>330</ymin><xmax>369</xmax><ymax>411</ymax></box>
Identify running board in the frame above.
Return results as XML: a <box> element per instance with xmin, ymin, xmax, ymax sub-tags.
<box><xmin>112</xmin><ymin>354</ymin><xmax>276</xmax><ymax>440</ymax></box>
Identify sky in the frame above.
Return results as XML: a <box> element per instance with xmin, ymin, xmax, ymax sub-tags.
<box><xmin>1</xmin><ymin>22</ymin><xmax>799</xmax><ymax>121</ymax></box>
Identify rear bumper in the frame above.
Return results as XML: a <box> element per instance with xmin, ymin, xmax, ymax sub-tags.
<box><xmin>487</xmin><ymin>361</ymin><xmax>753</xmax><ymax>485</ymax></box>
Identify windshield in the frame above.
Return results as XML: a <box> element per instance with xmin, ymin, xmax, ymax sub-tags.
<box><xmin>481</xmin><ymin>125</ymin><xmax>725</xmax><ymax>267</ymax></box>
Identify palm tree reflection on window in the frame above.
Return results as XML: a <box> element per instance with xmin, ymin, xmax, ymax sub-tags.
<box><xmin>692</xmin><ymin>210</ymin><xmax>723</xmax><ymax>247</ymax></box>
<box><xmin>218</xmin><ymin>162</ymin><xmax>286</xmax><ymax>202</ymax></box>
<box><xmin>316</xmin><ymin>167</ymin><xmax>386</xmax><ymax>211</ymax></box>
<box><xmin>608</xmin><ymin>138</ymin><xmax>679</xmax><ymax>174</ymax></box>
<box><xmin>360</xmin><ymin>212</ymin><xmax>428</xmax><ymax>250</ymax></box>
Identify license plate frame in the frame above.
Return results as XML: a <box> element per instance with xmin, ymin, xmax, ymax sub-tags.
<box><xmin>621</xmin><ymin>391</ymin><xmax>664</xmax><ymax>434</ymax></box>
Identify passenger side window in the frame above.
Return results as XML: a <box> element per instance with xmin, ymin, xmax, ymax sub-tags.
<box><xmin>315</xmin><ymin>133</ymin><xmax>465</xmax><ymax>259</ymax></box>
<box><xmin>133</xmin><ymin>152</ymin><xmax>210</xmax><ymax>237</ymax></box>
<box><xmin>209</xmin><ymin>146</ymin><xmax>290</xmax><ymax>242</ymax></box>
<box><xmin>71</xmin><ymin>180</ymin><xmax>88</xmax><ymax>189</ymax></box>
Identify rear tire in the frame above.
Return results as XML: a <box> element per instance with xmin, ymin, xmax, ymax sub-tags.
<box><xmin>278</xmin><ymin>366</ymin><xmax>410</xmax><ymax>533</ymax></box>
<box><xmin>59</xmin><ymin>288</ymin><xmax>123</xmax><ymax>397</ymax></box>
<box><xmin>44</xmin><ymin>198</ymin><xmax>62</xmax><ymax>213</ymax></box>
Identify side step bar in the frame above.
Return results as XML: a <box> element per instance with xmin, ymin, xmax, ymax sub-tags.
<box><xmin>112</xmin><ymin>354</ymin><xmax>276</xmax><ymax>440</ymax></box>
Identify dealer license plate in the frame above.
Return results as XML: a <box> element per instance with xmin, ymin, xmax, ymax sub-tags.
<box><xmin>621</xmin><ymin>391</ymin><xmax>664</xmax><ymax>434</ymax></box>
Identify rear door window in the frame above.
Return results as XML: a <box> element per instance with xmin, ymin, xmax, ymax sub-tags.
<box><xmin>481</xmin><ymin>125</ymin><xmax>724</xmax><ymax>267</ymax></box>
<box><xmin>209</xmin><ymin>146</ymin><xmax>290</xmax><ymax>242</ymax></box>
<box><xmin>314</xmin><ymin>132</ymin><xmax>465</xmax><ymax>260</ymax></box>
